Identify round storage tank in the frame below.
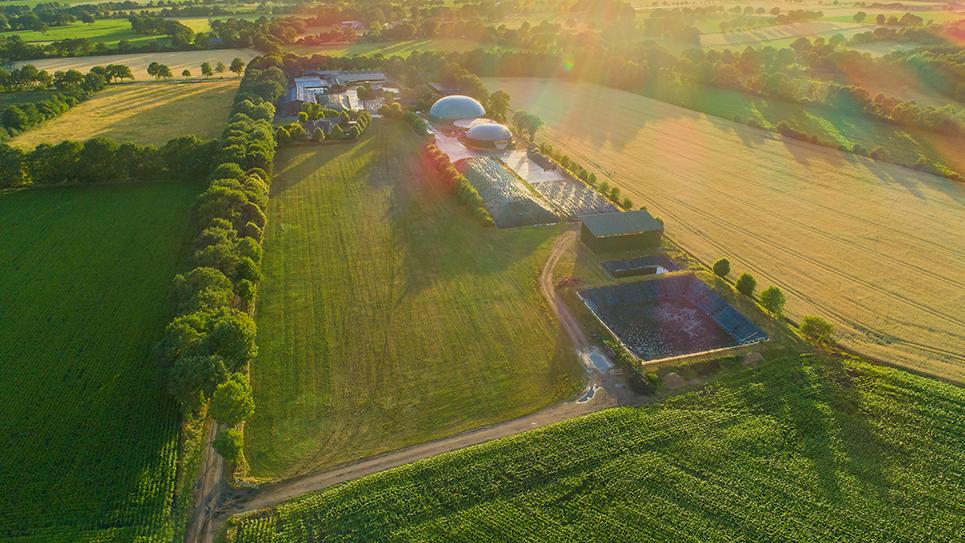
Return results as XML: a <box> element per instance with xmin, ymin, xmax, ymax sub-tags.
<box><xmin>429</xmin><ymin>95</ymin><xmax>486</xmax><ymax>121</ymax></box>
<box><xmin>464</xmin><ymin>122</ymin><xmax>513</xmax><ymax>150</ymax></box>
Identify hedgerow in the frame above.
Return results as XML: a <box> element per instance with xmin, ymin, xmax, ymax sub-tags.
<box><xmin>155</xmin><ymin>56</ymin><xmax>285</xmax><ymax>469</ymax></box>
<box><xmin>422</xmin><ymin>143</ymin><xmax>494</xmax><ymax>226</ymax></box>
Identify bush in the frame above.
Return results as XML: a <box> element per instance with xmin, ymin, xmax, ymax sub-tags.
<box><xmin>209</xmin><ymin>373</ymin><xmax>255</xmax><ymax>425</ymax></box>
<box><xmin>736</xmin><ymin>273</ymin><xmax>756</xmax><ymax>296</ymax></box>
<box><xmin>713</xmin><ymin>258</ymin><xmax>730</xmax><ymax>278</ymax></box>
<box><xmin>212</xmin><ymin>427</ymin><xmax>244</xmax><ymax>461</ymax></box>
<box><xmin>800</xmin><ymin>315</ymin><xmax>834</xmax><ymax>344</ymax></box>
<box><xmin>759</xmin><ymin>285</ymin><xmax>786</xmax><ymax>315</ymax></box>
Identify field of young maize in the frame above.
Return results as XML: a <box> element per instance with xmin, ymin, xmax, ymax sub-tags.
<box><xmin>0</xmin><ymin>182</ymin><xmax>199</xmax><ymax>540</ymax></box>
<box><xmin>227</xmin><ymin>354</ymin><xmax>964</xmax><ymax>542</ymax></box>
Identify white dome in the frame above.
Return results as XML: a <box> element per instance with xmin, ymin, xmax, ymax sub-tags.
<box><xmin>429</xmin><ymin>95</ymin><xmax>486</xmax><ymax>121</ymax></box>
<box><xmin>466</xmin><ymin>122</ymin><xmax>512</xmax><ymax>141</ymax></box>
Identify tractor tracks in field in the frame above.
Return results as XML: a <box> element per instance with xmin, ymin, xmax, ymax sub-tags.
<box><xmin>188</xmin><ymin>227</ymin><xmax>637</xmax><ymax>543</ymax></box>
<box><xmin>539</xmin><ymin>131</ymin><xmax>965</xmax><ymax>362</ymax></box>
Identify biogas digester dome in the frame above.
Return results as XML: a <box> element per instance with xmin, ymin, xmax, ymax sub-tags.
<box><xmin>465</xmin><ymin>122</ymin><xmax>514</xmax><ymax>149</ymax></box>
<box><xmin>429</xmin><ymin>94</ymin><xmax>486</xmax><ymax>121</ymax></box>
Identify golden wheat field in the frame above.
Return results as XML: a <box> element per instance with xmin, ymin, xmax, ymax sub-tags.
<box><xmin>486</xmin><ymin>78</ymin><xmax>965</xmax><ymax>381</ymax></box>
<box><xmin>10</xmin><ymin>80</ymin><xmax>237</xmax><ymax>148</ymax></box>
<box><xmin>12</xmin><ymin>48</ymin><xmax>259</xmax><ymax>80</ymax></box>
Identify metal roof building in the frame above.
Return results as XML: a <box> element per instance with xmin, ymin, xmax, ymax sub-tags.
<box><xmin>580</xmin><ymin>210</ymin><xmax>663</xmax><ymax>253</ymax></box>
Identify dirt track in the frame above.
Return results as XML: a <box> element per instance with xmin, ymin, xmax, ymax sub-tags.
<box><xmin>188</xmin><ymin>228</ymin><xmax>636</xmax><ymax>542</ymax></box>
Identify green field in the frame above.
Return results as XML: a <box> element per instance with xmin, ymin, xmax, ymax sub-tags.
<box><xmin>228</xmin><ymin>354</ymin><xmax>965</xmax><ymax>542</ymax></box>
<box><xmin>0</xmin><ymin>18</ymin><xmax>162</xmax><ymax>45</ymax></box>
<box><xmin>637</xmin><ymin>78</ymin><xmax>964</xmax><ymax>175</ymax></box>
<box><xmin>0</xmin><ymin>181</ymin><xmax>200</xmax><ymax>540</ymax></box>
<box><xmin>10</xmin><ymin>80</ymin><xmax>237</xmax><ymax>149</ymax></box>
<box><xmin>245</xmin><ymin>122</ymin><xmax>583</xmax><ymax>480</ymax></box>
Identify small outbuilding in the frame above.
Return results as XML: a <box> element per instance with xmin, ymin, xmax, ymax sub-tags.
<box><xmin>580</xmin><ymin>210</ymin><xmax>663</xmax><ymax>253</ymax></box>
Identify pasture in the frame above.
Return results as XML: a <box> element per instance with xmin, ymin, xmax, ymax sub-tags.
<box><xmin>487</xmin><ymin>78</ymin><xmax>965</xmax><ymax>381</ymax></box>
<box><xmin>12</xmin><ymin>48</ymin><xmax>259</xmax><ymax>80</ymax></box>
<box><xmin>244</xmin><ymin>122</ymin><xmax>583</xmax><ymax>480</ymax></box>
<box><xmin>0</xmin><ymin>182</ymin><xmax>200</xmax><ymax>540</ymax></box>
<box><xmin>226</xmin><ymin>354</ymin><xmax>965</xmax><ymax>542</ymax></box>
<box><xmin>0</xmin><ymin>18</ymin><xmax>161</xmax><ymax>46</ymax></box>
<box><xmin>10</xmin><ymin>80</ymin><xmax>237</xmax><ymax>148</ymax></box>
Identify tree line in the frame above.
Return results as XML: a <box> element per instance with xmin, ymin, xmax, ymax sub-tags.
<box><xmin>155</xmin><ymin>57</ymin><xmax>287</xmax><ymax>467</ymax></box>
<box><xmin>0</xmin><ymin>135</ymin><xmax>214</xmax><ymax>187</ymax></box>
<box><xmin>422</xmin><ymin>143</ymin><xmax>495</xmax><ymax>227</ymax></box>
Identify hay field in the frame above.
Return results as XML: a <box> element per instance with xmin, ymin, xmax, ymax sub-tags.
<box><xmin>245</xmin><ymin>122</ymin><xmax>583</xmax><ymax>480</ymax></box>
<box><xmin>0</xmin><ymin>182</ymin><xmax>199</xmax><ymax>540</ymax></box>
<box><xmin>12</xmin><ymin>48</ymin><xmax>258</xmax><ymax>80</ymax></box>
<box><xmin>228</xmin><ymin>354</ymin><xmax>965</xmax><ymax>542</ymax></box>
<box><xmin>10</xmin><ymin>80</ymin><xmax>237</xmax><ymax>148</ymax></box>
<box><xmin>487</xmin><ymin>78</ymin><xmax>965</xmax><ymax>381</ymax></box>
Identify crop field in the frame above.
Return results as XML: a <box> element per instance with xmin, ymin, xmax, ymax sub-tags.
<box><xmin>245</xmin><ymin>122</ymin><xmax>583</xmax><ymax>480</ymax></box>
<box><xmin>10</xmin><ymin>80</ymin><xmax>237</xmax><ymax>148</ymax></box>
<box><xmin>0</xmin><ymin>182</ymin><xmax>200</xmax><ymax>540</ymax></box>
<box><xmin>12</xmin><ymin>48</ymin><xmax>259</xmax><ymax>80</ymax></box>
<box><xmin>282</xmin><ymin>38</ymin><xmax>507</xmax><ymax>57</ymax></box>
<box><xmin>226</xmin><ymin>354</ymin><xmax>965</xmax><ymax>542</ymax></box>
<box><xmin>700</xmin><ymin>20</ymin><xmax>875</xmax><ymax>47</ymax></box>
<box><xmin>0</xmin><ymin>18</ymin><xmax>162</xmax><ymax>46</ymax></box>
<box><xmin>486</xmin><ymin>78</ymin><xmax>965</xmax><ymax>381</ymax></box>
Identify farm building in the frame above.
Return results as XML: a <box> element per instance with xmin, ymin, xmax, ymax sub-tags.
<box><xmin>463</xmin><ymin>122</ymin><xmax>513</xmax><ymax>150</ymax></box>
<box><xmin>429</xmin><ymin>95</ymin><xmax>486</xmax><ymax>122</ymax></box>
<box><xmin>580</xmin><ymin>210</ymin><xmax>663</xmax><ymax>253</ymax></box>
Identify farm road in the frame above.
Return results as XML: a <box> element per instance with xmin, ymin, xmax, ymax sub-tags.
<box><xmin>189</xmin><ymin>228</ymin><xmax>640</xmax><ymax>542</ymax></box>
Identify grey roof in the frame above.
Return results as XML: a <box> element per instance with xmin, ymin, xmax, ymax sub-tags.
<box><xmin>466</xmin><ymin>122</ymin><xmax>512</xmax><ymax>141</ymax></box>
<box><xmin>582</xmin><ymin>210</ymin><xmax>663</xmax><ymax>238</ymax></box>
<box><xmin>429</xmin><ymin>95</ymin><xmax>486</xmax><ymax>121</ymax></box>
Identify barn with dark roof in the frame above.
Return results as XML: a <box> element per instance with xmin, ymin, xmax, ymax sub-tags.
<box><xmin>580</xmin><ymin>210</ymin><xmax>663</xmax><ymax>253</ymax></box>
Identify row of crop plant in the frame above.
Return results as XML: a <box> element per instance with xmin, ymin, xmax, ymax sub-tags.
<box><xmin>154</xmin><ymin>57</ymin><xmax>286</xmax><ymax>484</ymax></box>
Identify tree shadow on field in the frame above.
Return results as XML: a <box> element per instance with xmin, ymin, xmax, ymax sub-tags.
<box><xmin>94</xmin><ymin>82</ymin><xmax>237</xmax><ymax>142</ymax></box>
<box><xmin>270</xmin><ymin>142</ymin><xmax>351</xmax><ymax>197</ymax></box>
<box><xmin>737</xmin><ymin>355</ymin><xmax>893</xmax><ymax>511</ymax></box>
<box><xmin>372</xmin><ymin>124</ymin><xmax>555</xmax><ymax>304</ymax></box>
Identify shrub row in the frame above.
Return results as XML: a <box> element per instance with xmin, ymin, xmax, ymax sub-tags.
<box><xmin>154</xmin><ymin>58</ymin><xmax>286</xmax><ymax>466</ymax></box>
<box><xmin>536</xmin><ymin>142</ymin><xmax>634</xmax><ymax>209</ymax></box>
<box><xmin>423</xmin><ymin>143</ymin><xmax>494</xmax><ymax>227</ymax></box>
<box><xmin>0</xmin><ymin>135</ymin><xmax>215</xmax><ymax>187</ymax></box>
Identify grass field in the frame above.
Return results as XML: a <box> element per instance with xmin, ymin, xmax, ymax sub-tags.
<box><xmin>0</xmin><ymin>18</ymin><xmax>162</xmax><ymax>46</ymax></box>
<box><xmin>12</xmin><ymin>48</ymin><xmax>259</xmax><ymax>80</ymax></box>
<box><xmin>486</xmin><ymin>78</ymin><xmax>965</xmax><ymax>382</ymax></box>
<box><xmin>0</xmin><ymin>181</ymin><xmax>200</xmax><ymax>540</ymax></box>
<box><xmin>226</xmin><ymin>354</ymin><xmax>965</xmax><ymax>541</ymax></box>
<box><xmin>282</xmin><ymin>38</ymin><xmax>508</xmax><ymax>57</ymax></box>
<box><xmin>10</xmin><ymin>80</ymin><xmax>237</xmax><ymax>148</ymax></box>
<box><xmin>245</xmin><ymin>122</ymin><xmax>584</xmax><ymax>480</ymax></box>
